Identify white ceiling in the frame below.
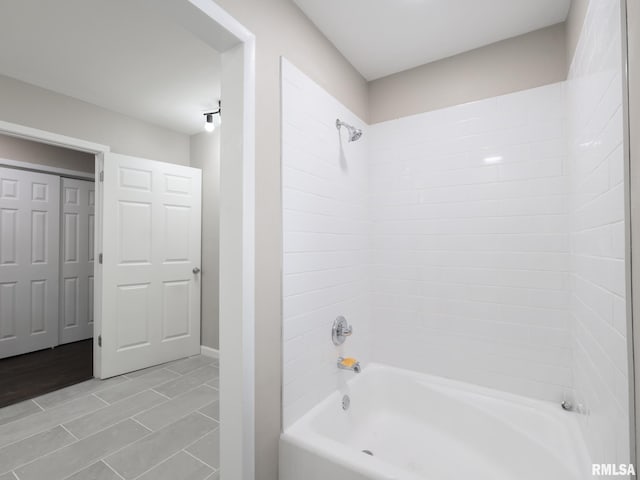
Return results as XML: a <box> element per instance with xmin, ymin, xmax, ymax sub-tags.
<box><xmin>293</xmin><ymin>0</ymin><xmax>572</xmax><ymax>81</ymax></box>
<box><xmin>0</xmin><ymin>0</ymin><xmax>221</xmax><ymax>135</ymax></box>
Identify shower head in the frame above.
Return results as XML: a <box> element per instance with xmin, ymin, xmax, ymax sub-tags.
<box><xmin>336</xmin><ymin>119</ymin><xmax>363</xmax><ymax>142</ymax></box>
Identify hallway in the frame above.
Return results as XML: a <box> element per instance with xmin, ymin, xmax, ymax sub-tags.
<box><xmin>0</xmin><ymin>355</ymin><xmax>219</xmax><ymax>480</ymax></box>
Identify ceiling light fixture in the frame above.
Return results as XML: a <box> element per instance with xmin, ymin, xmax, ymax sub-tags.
<box><xmin>203</xmin><ymin>100</ymin><xmax>221</xmax><ymax>132</ymax></box>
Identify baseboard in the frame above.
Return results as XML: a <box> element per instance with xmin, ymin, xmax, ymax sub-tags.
<box><xmin>200</xmin><ymin>345</ymin><xmax>219</xmax><ymax>359</ymax></box>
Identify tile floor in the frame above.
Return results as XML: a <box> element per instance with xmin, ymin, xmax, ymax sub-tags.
<box><xmin>0</xmin><ymin>355</ymin><xmax>220</xmax><ymax>480</ymax></box>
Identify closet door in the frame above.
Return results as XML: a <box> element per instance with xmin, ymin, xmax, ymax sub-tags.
<box><xmin>0</xmin><ymin>167</ymin><xmax>60</xmax><ymax>359</ymax></box>
<box><xmin>60</xmin><ymin>178</ymin><xmax>95</xmax><ymax>344</ymax></box>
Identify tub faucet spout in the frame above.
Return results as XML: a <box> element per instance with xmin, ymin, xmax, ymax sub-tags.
<box><xmin>338</xmin><ymin>357</ymin><xmax>361</xmax><ymax>373</ymax></box>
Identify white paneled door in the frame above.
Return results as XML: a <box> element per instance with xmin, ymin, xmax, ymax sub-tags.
<box><xmin>0</xmin><ymin>167</ymin><xmax>60</xmax><ymax>359</ymax></box>
<box><xmin>60</xmin><ymin>178</ymin><xmax>95</xmax><ymax>345</ymax></box>
<box><xmin>98</xmin><ymin>153</ymin><xmax>202</xmax><ymax>378</ymax></box>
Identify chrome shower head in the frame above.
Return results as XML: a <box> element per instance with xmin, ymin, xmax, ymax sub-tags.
<box><xmin>336</xmin><ymin>119</ymin><xmax>363</xmax><ymax>142</ymax></box>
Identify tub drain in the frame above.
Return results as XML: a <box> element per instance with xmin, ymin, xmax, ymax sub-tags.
<box><xmin>362</xmin><ymin>450</ymin><xmax>374</xmax><ymax>456</ymax></box>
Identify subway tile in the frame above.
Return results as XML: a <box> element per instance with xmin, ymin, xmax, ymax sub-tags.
<box><xmin>185</xmin><ymin>428</ymin><xmax>220</xmax><ymax>470</ymax></box>
<box><xmin>0</xmin><ymin>394</ymin><xmax>106</xmax><ymax>449</ymax></box>
<box><xmin>136</xmin><ymin>451</ymin><xmax>212</xmax><ymax>480</ymax></box>
<box><xmin>283</xmin><ymin>41</ymin><xmax>628</xmax><ymax>470</ymax></box>
<box><xmin>124</xmin><ymin>363</ymin><xmax>174</xmax><ymax>379</ymax></box>
<box><xmin>35</xmin><ymin>377</ymin><xmax>128</xmax><ymax>410</ymax></box>
<box><xmin>134</xmin><ymin>385</ymin><xmax>218</xmax><ymax>431</ymax></box>
<box><xmin>0</xmin><ymin>426</ymin><xmax>75</xmax><ymax>474</ymax></box>
<box><xmin>95</xmin><ymin>368</ymin><xmax>179</xmax><ymax>404</ymax></box>
<box><xmin>198</xmin><ymin>401</ymin><xmax>219</xmax><ymax>421</ymax></box>
<box><xmin>64</xmin><ymin>390</ymin><xmax>166</xmax><ymax>439</ymax></box>
<box><xmin>15</xmin><ymin>420</ymin><xmax>149</xmax><ymax>480</ymax></box>
<box><xmin>65</xmin><ymin>461</ymin><xmax>121</xmax><ymax>480</ymax></box>
<box><xmin>164</xmin><ymin>356</ymin><xmax>217</xmax><ymax>375</ymax></box>
<box><xmin>104</xmin><ymin>412</ymin><xmax>217</xmax><ymax>479</ymax></box>
<box><xmin>0</xmin><ymin>401</ymin><xmax>41</xmax><ymax>427</ymax></box>
<box><xmin>154</xmin><ymin>365</ymin><xmax>219</xmax><ymax>398</ymax></box>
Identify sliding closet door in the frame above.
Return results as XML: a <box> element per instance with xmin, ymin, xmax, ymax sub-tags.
<box><xmin>0</xmin><ymin>167</ymin><xmax>60</xmax><ymax>359</ymax></box>
<box><xmin>60</xmin><ymin>178</ymin><xmax>95</xmax><ymax>344</ymax></box>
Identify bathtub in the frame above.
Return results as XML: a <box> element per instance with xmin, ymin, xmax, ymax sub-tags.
<box><xmin>280</xmin><ymin>364</ymin><xmax>591</xmax><ymax>480</ymax></box>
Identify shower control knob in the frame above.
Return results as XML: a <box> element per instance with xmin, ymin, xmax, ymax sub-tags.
<box><xmin>332</xmin><ymin>316</ymin><xmax>353</xmax><ymax>345</ymax></box>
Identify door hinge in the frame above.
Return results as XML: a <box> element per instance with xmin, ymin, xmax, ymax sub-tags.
<box><xmin>98</xmin><ymin>253</ymin><xmax>103</xmax><ymax>264</ymax></box>
<box><xmin>99</xmin><ymin>171</ymin><xmax>104</xmax><ymax>182</ymax></box>
<box><xmin>98</xmin><ymin>335</ymin><xmax>102</xmax><ymax>347</ymax></box>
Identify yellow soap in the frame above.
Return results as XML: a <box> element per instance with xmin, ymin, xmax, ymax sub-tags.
<box><xmin>341</xmin><ymin>357</ymin><xmax>357</xmax><ymax>367</ymax></box>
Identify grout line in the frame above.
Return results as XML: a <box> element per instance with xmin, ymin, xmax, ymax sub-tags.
<box><xmin>129</xmin><ymin>450</ymin><xmax>187</xmax><ymax>480</ymax></box>
<box><xmin>103</xmin><ymin>461</ymin><xmax>126</xmax><ymax>480</ymax></box>
<box><xmin>182</xmin><ymin>448</ymin><xmax>218</xmax><ymax>472</ymax></box>
<box><xmin>182</xmin><ymin>428</ymin><xmax>220</xmax><ymax>462</ymax></box>
<box><xmin>128</xmin><ymin>417</ymin><xmax>153</xmax><ymax>433</ymax></box>
<box><xmin>91</xmin><ymin>393</ymin><xmax>111</xmax><ymax>406</ymax></box>
<box><xmin>196</xmin><ymin>402</ymin><xmax>220</xmax><ymax>424</ymax></box>
<box><xmin>0</xmin><ymin>420</ymin><xmax>81</xmax><ymax>453</ymax></box>
<box><xmin>59</xmin><ymin>424</ymin><xmax>80</xmax><ymax>442</ymax></box>
<box><xmin>30</xmin><ymin>399</ymin><xmax>44</xmax><ymax>411</ymax></box>
<box><xmin>149</xmin><ymin>389</ymin><xmax>172</xmax><ymax>401</ymax></box>
<box><xmin>181</xmin><ymin>424</ymin><xmax>220</xmax><ymax>456</ymax></box>
<box><xmin>2</xmin><ymin>429</ymin><xmax>81</xmax><ymax>475</ymax></box>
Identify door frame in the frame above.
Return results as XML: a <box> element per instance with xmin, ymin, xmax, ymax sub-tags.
<box><xmin>0</xmin><ymin>2</ymin><xmax>257</xmax><ymax>478</ymax></box>
<box><xmin>0</xmin><ymin>157</ymin><xmax>95</xmax><ymax>181</ymax></box>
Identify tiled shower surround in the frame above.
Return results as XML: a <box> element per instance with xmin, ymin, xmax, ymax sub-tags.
<box><xmin>568</xmin><ymin>0</ymin><xmax>629</xmax><ymax>467</ymax></box>
<box><xmin>282</xmin><ymin>0</ymin><xmax>629</xmax><ymax>466</ymax></box>
<box><xmin>282</xmin><ymin>60</ymin><xmax>371</xmax><ymax>429</ymax></box>
<box><xmin>369</xmin><ymin>83</ymin><xmax>571</xmax><ymax>402</ymax></box>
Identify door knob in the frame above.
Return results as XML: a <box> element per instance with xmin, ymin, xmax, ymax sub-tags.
<box><xmin>193</xmin><ymin>267</ymin><xmax>201</xmax><ymax>274</ymax></box>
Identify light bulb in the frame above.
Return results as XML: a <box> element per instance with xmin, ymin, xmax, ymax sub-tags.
<box><xmin>204</xmin><ymin>113</ymin><xmax>215</xmax><ymax>132</ymax></box>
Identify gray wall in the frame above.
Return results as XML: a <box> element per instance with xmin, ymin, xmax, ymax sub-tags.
<box><xmin>211</xmin><ymin>0</ymin><xmax>368</xmax><ymax>479</ymax></box>
<box><xmin>0</xmin><ymin>74</ymin><xmax>190</xmax><ymax>165</ymax></box>
<box><xmin>0</xmin><ymin>134</ymin><xmax>94</xmax><ymax>172</ymax></box>
<box><xmin>368</xmin><ymin>23</ymin><xmax>567</xmax><ymax>123</ymax></box>
<box><xmin>190</xmin><ymin>130</ymin><xmax>220</xmax><ymax>351</ymax></box>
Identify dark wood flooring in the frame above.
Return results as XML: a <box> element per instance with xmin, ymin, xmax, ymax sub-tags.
<box><xmin>0</xmin><ymin>339</ymin><xmax>93</xmax><ymax>408</ymax></box>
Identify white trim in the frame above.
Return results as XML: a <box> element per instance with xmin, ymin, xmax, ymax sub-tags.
<box><xmin>200</xmin><ymin>345</ymin><xmax>220</xmax><ymax>359</ymax></box>
<box><xmin>0</xmin><ymin>120</ymin><xmax>110</xmax><ymax>154</ymax></box>
<box><xmin>0</xmin><ymin>157</ymin><xmax>95</xmax><ymax>180</ymax></box>
<box><xmin>184</xmin><ymin>3</ymin><xmax>256</xmax><ymax>480</ymax></box>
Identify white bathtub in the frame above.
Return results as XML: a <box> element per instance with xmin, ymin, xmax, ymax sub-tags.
<box><xmin>280</xmin><ymin>364</ymin><xmax>591</xmax><ymax>480</ymax></box>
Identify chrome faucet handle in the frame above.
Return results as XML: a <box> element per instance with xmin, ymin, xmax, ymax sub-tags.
<box><xmin>332</xmin><ymin>316</ymin><xmax>353</xmax><ymax>345</ymax></box>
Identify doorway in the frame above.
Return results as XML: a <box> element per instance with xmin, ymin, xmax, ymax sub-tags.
<box><xmin>0</xmin><ymin>136</ymin><xmax>96</xmax><ymax>407</ymax></box>
<box><xmin>0</xmin><ymin>0</ymin><xmax>256</xmax><ymax>477</ymax></box>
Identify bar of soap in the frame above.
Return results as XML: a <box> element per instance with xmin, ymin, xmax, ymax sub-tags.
<box><xmin>341</xmin><ymin>357</ymin><xmax>357</xmax><ymax>367</ymax></box>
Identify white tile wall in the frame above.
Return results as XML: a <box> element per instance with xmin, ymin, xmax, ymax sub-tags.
<box><xmin>281</xmin><ymin>6</ymin><xmax>630</xmax><ymax>463</ymax></box>
<box><xmin>567</xmin><ymin>0</ymin><xmax>629</xmax><ymax>468</ymax></box>
<box><xmin>368</xmin><ymin>83</ymin><xmax>572</xmax><ymax>402</ymax></box>
<box><xmin>281</xmin><ymin>59</ymin><xmax>371</xmax><ymax>428</ymax></box>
